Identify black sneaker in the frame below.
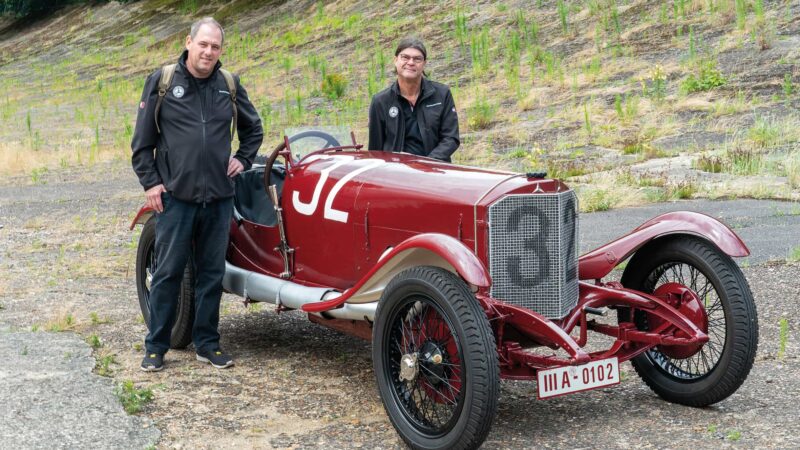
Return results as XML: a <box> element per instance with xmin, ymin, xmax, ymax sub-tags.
<box><xmin>140</xmin><ymin>352</ymin><xmax>164</xmax><ymax>372</ymax></box>
<box><xmin>196</xmin><ymin>348</ymin><xmax>234</xmax><ymax>369</ymax></box>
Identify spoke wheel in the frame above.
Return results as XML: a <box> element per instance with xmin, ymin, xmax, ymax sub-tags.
<box><xmin>621</xmin><ymin>236</ymin><xmax>758</xmax><ymax>406</ymax></box>
<box><xmin>135</xmin><ymin>216</ymin><xmax>194</xmax><ymax>349</ymax></box>
<box><xmin>373</xmin><ymin>267</ymin><xmax>498</xmax><ymax>450</ymax></box>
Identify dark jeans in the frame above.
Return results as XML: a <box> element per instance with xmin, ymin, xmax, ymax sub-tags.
<box><xmin>145</xmin><ymin>193</ymin><xmax>233</xmax><ymax>355</ymax></box>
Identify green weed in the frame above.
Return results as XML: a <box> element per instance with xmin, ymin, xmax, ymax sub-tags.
<box><xmin>115</xmin><ymin>380</ymin><xmax>154</xmax><ymax>414</ymax></box>
<box><xmin>557</xmin><ymin>0</ymin><xmax>569</xmax><ymax>34</ymax></box>
<box><xmin>87</xmin><ymin>333</ymin><xmax>102</xmax><ymax>349</ymax></box>
<box><xmin>641</xmin><ymin>64</ymin><xmax>667</xmax><ymax>101</ymax></box>
<box><xmin>505</xmin><ymin>148</ymin><xmax>528</xmax><ymax>159</ymax></box>
<box><xmin>454</xmin><ymin>8</ymin><xmax>468</xmax><ymax>51</ymax></box>
<box><xmin>548</xmin><ymin>160</ymin><xmax>586</xmax><ymax>179</ymax></box>
<box><xmin>747</xmin><ymin>117</ymin><xmax>780</xmax><ymax>148</ymax></box>
<box><xmin>96</xmin><ymin>353</ymin><xmax>117</xmax><ymax>376</ymax></box>
<box><xmin>777</xmin><ymin>317</ymin><xmax>789</xmax><ymax>358</ymax></box>
<box><xmin>470</xmin><ymin>27</ymin><xmax>491</xmax><ymax>75</ymax></box>
<box><xmin>694</xmin><ymin>154</ymin><xmax>723</xmax><ymax>173</ymax></box>
<box><xmin>735</xmin><ymin>0</ymin><xmax>747</xmax><ymax>30</ymax></box>
<box><xmin>515</xmin><ymin>10</ymin><xmax>538</xmax><ymax>46</ymax></box>
<box><xmin>726</xmin><ymin>430</ymin><xmax>742</xmax><ymax>441</ymax></box>
<box><xmin>783</xmin><ymin>73</ymin><xmax>794</xmax><ymax>99</ymax></box>
<box><xmin>583</xmin><ymin>103</ymin><xmax>592</xmax><ymax>136</ymax></box>
<box><xmin>30</xmin><ymin>167</ymin><xmax>48</xmax><ymax>185</ymax></box>
<box><xmin>667</xmin><ymin>180</ymin><xmax>696</xmax><ymax>199</ymax></box>
<box><xmin>179</xmin><ymin>0</ymin><xmax>199</xmax><ymax>14</ymax></box>
<box><xmin>785</xmin><ymin>153</ymin><xmax>800</xmax><ymax>189</ymax></box>
<box><xmin>581</xmin><ymin>189</ymin><xmax>616</xmax><ymax>212</ymax></box>
<box><xmin>46</xmin><ymin>312</ymin><xmax>75</xmax><ymax>332</ymax></box>
<box><xmin>726</xmin><ymin>147</ymin><xmax>763</xmax><ymax>175</ymax></box>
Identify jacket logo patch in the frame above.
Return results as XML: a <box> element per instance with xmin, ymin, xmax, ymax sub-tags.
<box><xmin>425</xmin><ymin>102</ymin><xmax>442</xmax><ymax>108</ymax></box>
<box><xmin>172</xmin><ymin>86</ymin><xmax>185</xmax><ymax>98</ymax></box>
<box><xmin>389</xmin><ymin>106</ymin><xmax>399</xmax><ymax>118</ymax></box>
<box><xmin>139</xmin><ymin>101</ymin><xmax>146</xmax><ymax>109</ymax></box>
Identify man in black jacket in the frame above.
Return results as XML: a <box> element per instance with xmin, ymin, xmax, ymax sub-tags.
<box><xmin>131</xmin><ymin>17</ymin><xmax>263</xmax><ymax>371</ymax></box>
<box><xmin>368</xmin><ymin>37</ymin><xmax>459</xmax><ymax>162</ymax></box>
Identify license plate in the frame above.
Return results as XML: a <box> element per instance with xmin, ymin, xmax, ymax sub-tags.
<box><xmin>537</xmin><ymin>357</ymin><xmax>620</xmax><ymax>399</ymax></box>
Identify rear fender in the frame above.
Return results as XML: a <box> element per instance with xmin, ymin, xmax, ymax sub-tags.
<box><xmin>302</xmin><ymin>233</ymin><xmax>490</xmax><ymax>312</ymax></box>
<box><xmin>129</xmin><ymin>206</ymin><xmax>155</xmax><ymax>230</ymax></box>
<box><xmin>579</xmin><ymin>211</ymin><xmax>749</xmax><ymax>280</ymax></box>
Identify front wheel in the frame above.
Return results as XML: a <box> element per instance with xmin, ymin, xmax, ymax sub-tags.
<box><xmin>621</xmin><ymin>236</ymin><xmax>758</xmax><ymax>406</ymax></box>
<box><xmin>135</xmin><ymin>216</ymin><xmax>194</xmax><ymax>349</ymax></box>
<box><xmin>372</xmin><ymin>266</ymin><xmax>499</xmax><ymax>450</ymax></box>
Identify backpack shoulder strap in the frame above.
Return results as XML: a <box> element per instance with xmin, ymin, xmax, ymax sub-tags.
<box><xmin>154</xmin><ymin>64</ymin><xmax>177</xmax><ymax>134</ymax></box>
<box><xmin>219</xmin><ymin>68</ymin><xmax>238</xmax><ymax>141</ymax></box>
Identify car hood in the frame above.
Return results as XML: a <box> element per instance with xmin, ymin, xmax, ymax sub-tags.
<box><xmin>296</xmin><ymin>150</ymin><xmax>567</xmax><ymax>207</ymax></box>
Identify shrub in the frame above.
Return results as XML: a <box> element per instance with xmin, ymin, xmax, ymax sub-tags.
<box><xmin>681</xmin><ymin>60</ymin><xmax>726</xmax><ymax>94</ymax></box>
<box><xmin>321</xmin><ymin>73</ymin><xmax>347</xmax><ymax>100</ymax></box>
<box><xmin>467</xmin><ymin>95</ymin><xmax>496</xmax><ymax>130</ymax></box>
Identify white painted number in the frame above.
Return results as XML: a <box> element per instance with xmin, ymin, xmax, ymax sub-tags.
<box><xmin>292</xmin><ymin>156</ymin><xmax>385</xmax><ymax>223</ymax></box>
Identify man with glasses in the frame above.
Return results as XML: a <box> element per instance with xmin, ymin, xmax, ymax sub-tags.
<box><xmin>368</xmin><ymin>37</ymin><xmax>460</xmax><ymax>162</ymax></box>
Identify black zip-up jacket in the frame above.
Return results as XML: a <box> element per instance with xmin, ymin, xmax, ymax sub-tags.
<box><xmin>131</xmin><ymin>51</ymin><xmax>263</xmax><ymax>203</ymax></box>
<box><xmin>368</xmin><ymin>78</ymin><xmax>459</xmax><ymax>162</ymax></box>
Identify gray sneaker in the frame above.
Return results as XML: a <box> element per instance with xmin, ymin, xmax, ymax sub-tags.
<box><xmin>140</xmin><ymin>352</ymin><xmax>164</xmax><ymax>372</ymax></box>
<box><xmin>196</xmin><ymin>348</ymin><xmax>234</xmax><ymax>369</ymax></box>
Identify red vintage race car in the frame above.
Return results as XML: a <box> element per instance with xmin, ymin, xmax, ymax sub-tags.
<box><xmin>132</xmin><ymin>129</ymin><xmax>758</xmax><ymax>450</ymax></box>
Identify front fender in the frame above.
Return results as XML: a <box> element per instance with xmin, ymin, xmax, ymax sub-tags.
<box><xmin>129</xmin><ymin>206</ymin><xmax>155</xmax><ymax>230</ymax></box>
<box><xmin>302</xmin><ymin>233</ymin><xmax>490</xmax><ymax>313</ymax></box>
<box><xmin>579</xmin><ymin>211</ymin><xmax>749</xmax><ymax>280</ymax></box>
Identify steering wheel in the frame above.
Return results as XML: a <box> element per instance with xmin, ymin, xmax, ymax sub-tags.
<box><xmin>263</xmin><ymin>130</ymin><xmax>342</xmax><ymax>198</ymax></box>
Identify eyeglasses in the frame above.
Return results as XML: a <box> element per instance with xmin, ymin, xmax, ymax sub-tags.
<box><xmin>398</xmin><ymin>54</ymin><xmax>425</xmax><ymax>63</ymax></box>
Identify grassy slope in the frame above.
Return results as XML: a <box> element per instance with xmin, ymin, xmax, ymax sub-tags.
<box><xmin>0</xmin><ymin>0</ymin><xmax>798</xmax><ymax>209</ymax></box>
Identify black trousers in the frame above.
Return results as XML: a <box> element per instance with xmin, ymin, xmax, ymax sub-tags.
<box><xmin>145</xmin><ymin>193</ymin><xmax>233</xmax><ymax>355</ymax></box>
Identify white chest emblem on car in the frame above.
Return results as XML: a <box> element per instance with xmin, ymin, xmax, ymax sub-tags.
<box><xmin>172</xmin><ymin>86</ymin><xmax>185</xmax><ymax>98</ymax></box>
<box><xmin>389</xmin><ymin>106</ymin><xmax>399</xmax><ymax>118</ymax></box>
<box><xmin>292</xmin><ymin>155</ymin><xmax>385</xmax><ymax>223</ymax></box>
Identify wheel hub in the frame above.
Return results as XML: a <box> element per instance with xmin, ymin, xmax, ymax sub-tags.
<box><xmin>399</xmin><ymin>353</ymin><xmax>419</xmax><ymax>382</ymax></box>
<box><xmin>651</xmin><ymin>282</ymin><xmax>709</xmax><ymax>359</ymax></box>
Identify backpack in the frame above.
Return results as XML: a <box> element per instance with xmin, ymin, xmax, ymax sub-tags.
<box><xmin>153</xmin><ymin>63</ymin><xmax>238</xmax><ymax>141</ymax></box>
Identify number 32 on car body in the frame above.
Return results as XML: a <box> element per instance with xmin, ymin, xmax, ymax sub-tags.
<box><xmin>292</xmin><ymin>155</ymin><xmax>385</xmax><ymax>223</ymax></box>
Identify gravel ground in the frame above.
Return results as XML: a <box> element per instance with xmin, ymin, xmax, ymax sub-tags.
<box><xmin>0</xmin><ymin>162</ymin><xmax>798</xmax><ymax>449</ymax></box>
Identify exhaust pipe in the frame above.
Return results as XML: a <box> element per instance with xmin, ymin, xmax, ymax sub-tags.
<box><xmin>223</xmin><ymin>262</ymin><xmax>376</xmax><ymax>321</ymax></box>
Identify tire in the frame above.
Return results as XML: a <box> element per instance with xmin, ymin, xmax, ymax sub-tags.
<box><xmin>620</xmin><ymin>236</ymin><xmax>758</xmax><ymax>406</ymax></box>
<box><xmin>372</xmin><ymin>266</ymin><xmax>499</xmax><ymax>450</ymax></box>
<box><xmin>135</xmin><ymin>216</ymin><xmax>194</xmax><ymax>349</ymax></box>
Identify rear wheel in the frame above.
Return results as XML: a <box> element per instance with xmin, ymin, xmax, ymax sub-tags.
<box><xmin>372</xmin><ymin>266</ymin><xmax>498</xmax><ymax>450</ymax></box>
<box><xmin>135</xmin><ymin>216</ymin><xmax>194</xmax><ymax>349</ymax></box>
<box><xmin>620</xmin><ymin>236</ymin><xmax>758</xmax><ymax>406</ymax></box>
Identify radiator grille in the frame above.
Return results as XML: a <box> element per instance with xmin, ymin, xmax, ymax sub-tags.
<box><xmin>488</xmin><ymin>191</ymin><xmax>579</xmax><ymax>319</ymax></box>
